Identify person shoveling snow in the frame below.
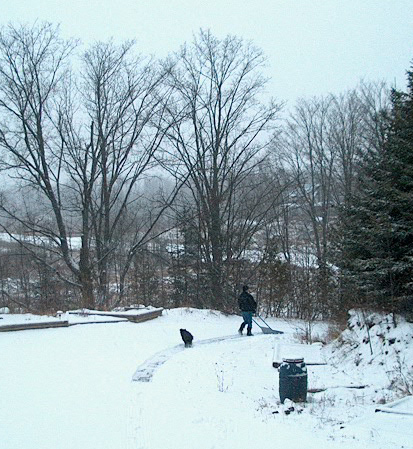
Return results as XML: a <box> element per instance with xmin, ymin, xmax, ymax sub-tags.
<box><xmin>237</xmin><ymin>285</ymin><xmax>257</xmax><ymax>336</ymax></box>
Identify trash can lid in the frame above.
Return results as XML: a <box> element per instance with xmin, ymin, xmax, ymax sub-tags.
<box><xmin>282</xmin><ymin>358</ymin><xmax>304</xmax><ymax>363</ymax></box>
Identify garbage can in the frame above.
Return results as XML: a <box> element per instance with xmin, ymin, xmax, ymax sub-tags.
<box><xmin>279</xmin><ymin>358</ymin><xmax>307</xmax><ymax>404</ymax></box>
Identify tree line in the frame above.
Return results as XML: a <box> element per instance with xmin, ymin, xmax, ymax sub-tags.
<box><xmin>0</xmin><ymin>22</ymin><xmax>411</xmax><ymax>321</ymax></box>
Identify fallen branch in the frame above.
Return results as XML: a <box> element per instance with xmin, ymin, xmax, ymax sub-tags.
<box><xmin>307</xmin><ymin>385</ymin><xmax>368</xmax><ymax>393</ymax></box>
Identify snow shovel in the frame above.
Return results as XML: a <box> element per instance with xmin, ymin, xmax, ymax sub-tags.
<box><xmin>252</xmin><ymin>315</ymin><xmax>284</xmax><ymax>334</ymax></box>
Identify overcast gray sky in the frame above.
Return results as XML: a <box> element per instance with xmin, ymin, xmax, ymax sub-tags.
<box><xmin>2</xmin><ymin>0</ymin><xmax>413</xmax><ymax>105</ymax></box>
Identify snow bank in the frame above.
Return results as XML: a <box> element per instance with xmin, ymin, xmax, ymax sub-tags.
<box><xmin>329</xmin><ymin>309</ymin><xmax>413</xmax><ymax>397</ymax></box>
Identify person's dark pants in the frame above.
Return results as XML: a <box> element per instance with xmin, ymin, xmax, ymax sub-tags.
<box><xmin>239</xmin><ymin>311</ymin><xmax>253</xmax><ymax>334</ymax></box>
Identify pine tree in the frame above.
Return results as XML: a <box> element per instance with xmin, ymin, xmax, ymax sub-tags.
<box><xmin>334</xmin><ymin>68</ymin><xmax>413</xmax><ymax>318</ymax></box>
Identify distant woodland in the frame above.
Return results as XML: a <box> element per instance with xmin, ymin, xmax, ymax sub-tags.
<box><xmin>0</xmin><ymin>23</ymin><xmax>412</xmax><ymax>322</ymax></box>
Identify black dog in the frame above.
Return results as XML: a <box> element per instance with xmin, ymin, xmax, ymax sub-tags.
<box><xmin>180</xmin><ymin>329</ymin><xmax>193</xmax><ymax>347</ymax></box>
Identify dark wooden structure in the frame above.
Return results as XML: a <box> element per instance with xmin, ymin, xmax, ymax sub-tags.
<box><xmin>0</xmin><ymin>320</ymin><xmax>70</xmax><ymax>332</ymax></box>
<box><xmin>0</xmin><ymin>308</ymin><xmax>163</xmax><ymax>332</ymax></box>
<box><xmin>69</xmin><ymin>308</ymin><xmax>163</xmax><ymax>323</ymax></box>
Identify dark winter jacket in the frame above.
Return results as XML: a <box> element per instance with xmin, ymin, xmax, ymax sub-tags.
<box><xmin>238</xmin><ymin>291</ymin><xmax>257</xmax><ymax>313</ymax></box>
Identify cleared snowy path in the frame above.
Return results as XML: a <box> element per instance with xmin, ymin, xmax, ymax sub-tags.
<box><xmin>132</xmin><ymin>334</ymin><xmax>244</xmax><ymax>382</ymax></box>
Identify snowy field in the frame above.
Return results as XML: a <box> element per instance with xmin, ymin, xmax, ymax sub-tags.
<box><xmin>1</xmin><ymin>308</ymin><xmax>412</xmax><ymax>449</ymax></box>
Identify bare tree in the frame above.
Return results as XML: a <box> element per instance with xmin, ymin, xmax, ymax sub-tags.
<box><xmin>159</xmin><ymin>30</ymin><xmax>284</xmax><ymax>309</ymax></box>
<box><xmin>329</xmin><ymin>90</ymin><xmax>365</xmax><ymax>208</ymax></box>
<box><xmin>358</xmin><ymin>80</ymin><xmax>390</xmax><ymax>156</ymax></box>
<box><xmin>276</xmin><ymin>83</ymin><xmax>392</xmax><ymax>317</ymax></box>
<box><xmin>0</xmin><ymin>23</ymin><xmax>180</xmax><ymax>309</ymax></box>
<box><xmin>277</xmin><ymin>96</ymin><xmax>337</xmax><ymax>317</ymax></box>
<box><xmin>72</xmin><ymin>40</ymin><xmax>178</xmax><ymax>306</ymax></box>
<box><xmin>0</xmin><ymin>23</ymin><xmax>85</xmax><ymax>301</ymax></box>
<box><xmin>329</xmin><ymin>82</ymin><xmax>390</xmax><ymax>209</ymax></box>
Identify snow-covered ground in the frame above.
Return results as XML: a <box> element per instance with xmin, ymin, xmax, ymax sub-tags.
<box><xmin>0</xmin><ymin>232</ymin><xmax>82</xmax><ymax>249</ymax></box>
<box><xmin>0</xmin><ymin>308</ymin><xmax>412</xmax><ymax>449</ymax></box>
